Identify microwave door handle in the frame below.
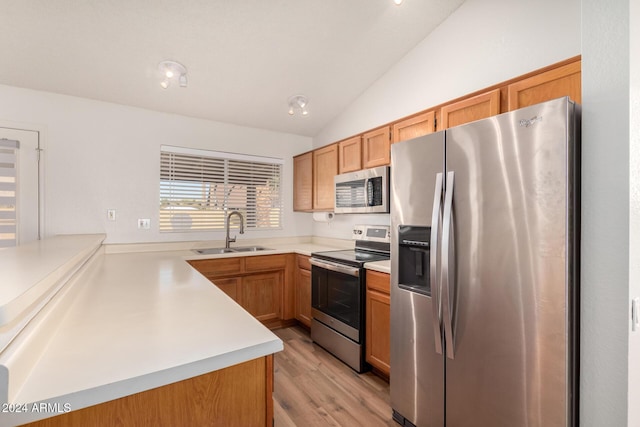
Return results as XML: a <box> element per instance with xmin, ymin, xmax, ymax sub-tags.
<box><xmin>364</xmin><ymin>178</ymin><xmax>370</xmax><ymax>207</ymax></box>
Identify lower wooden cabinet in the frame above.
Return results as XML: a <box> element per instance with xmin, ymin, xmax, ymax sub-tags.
<box><xmin>366</xmin><ymin>270</ymin><xmax>391</xmax><ymax>377</ymax></box>
<box><xmin>188</xmin><ymin>254</ymin><xmax>293</xmax><ymax>329</ymax></box>
<box><xmin>21</xmin><ymin>356</ymin><xmax>274</xmax><ymax>427</ymax></box>
<box><xmin>295</xmin><ymin>255</ymin><xmax>312</xmax><ymax>328</ymax></box>
<box><xmin>241</xmin><ymin>271</ymin><xmax>282</xmax><ymax>322</ymax></box>
<box><xmin>214</xmin><ymin>277</ymin><xmax>240</xmax><ymax>302</ymax></box>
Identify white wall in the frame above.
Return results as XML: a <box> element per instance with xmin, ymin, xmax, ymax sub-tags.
<box><xmin>313</xmin><ymin>0</ymin><xmax>581</xmax><ymax>148</ymax></box>
<box><xmin>312</xmin><ymin>0</ymin><xmax>581</xmax><ymax>239</ymax></box>
<box><xmin>629</xmin><ymin>0</ymin><xmax>640</xmax><ymax>424</ymax></box>
<box><xmin>0</xmin><ymin>84</ymin><xmax>313</xmax><ymax>243</ymax></box>
<box><xmin>581</xmin><ymin>0</ymin><xmax>631</xmax><ymax>425</ymax></box>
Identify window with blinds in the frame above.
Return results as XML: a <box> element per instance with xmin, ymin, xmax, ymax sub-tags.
<box><xmin>0</xmin><ymin>139</ymin><xmax>18</xmax><ymax>247</ymax></box>
<box><xmin>160</xmin><ymin>145</ymin><xmax>283</xmax><ymax>232</ymax></box>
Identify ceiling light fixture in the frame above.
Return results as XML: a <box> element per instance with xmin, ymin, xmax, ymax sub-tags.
<box><xmin>158</xmin><ymin>60</ymin><xmax>188</xmax><ymax>89</ymax></box>
<box><xmin>288</xmin><ymin>95</ymin><xmax>309</xmax><ymax>116</ymax></box>
<box><xmin>394</xmin><ymin>0</ymin><xmax>403</xmax><ymax>4</ymax></box>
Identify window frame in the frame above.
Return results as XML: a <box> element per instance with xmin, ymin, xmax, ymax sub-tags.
<box><xmin>159</xmin><ymin>145</ymin><xmax>284</xmax><ymax>233</ymax></box>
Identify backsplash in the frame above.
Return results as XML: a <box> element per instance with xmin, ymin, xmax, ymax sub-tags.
<box><xmin>311</xmin><ymin>212</ymin><xmax>390</xmax><ymax>240</ymax></box>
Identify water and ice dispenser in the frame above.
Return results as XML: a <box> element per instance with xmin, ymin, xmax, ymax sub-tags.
<box><xmin>398</xmin><ymin>225</ymin><xmax>431</xmax><ymax>296</ymax></box>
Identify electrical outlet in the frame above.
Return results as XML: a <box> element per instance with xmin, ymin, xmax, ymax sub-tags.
<box><xmin>138</xmin><ymin>218</ymin><xmax>150</xmax><ymax>229</ymax></box>
<box><xmin>107</xmin><ymin>209</ymin><xmax>116</xmax><ymax>221</ymax></box>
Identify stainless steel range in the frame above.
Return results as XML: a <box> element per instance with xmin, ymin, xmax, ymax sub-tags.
<box><xmin>310</xmin><ymin>224</ymin><xmax>390</xmax><ymax>372</ymax></box>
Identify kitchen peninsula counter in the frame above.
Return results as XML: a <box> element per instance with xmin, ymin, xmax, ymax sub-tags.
<box><xmin>1</xmin><ymin>236</ymin><xmax>354</xmax><ymax>426</ymax></box>
<box><xmin>0</xmin><ymin>235</ymin><xmax>361</xmax><ymax>426</ymax></box>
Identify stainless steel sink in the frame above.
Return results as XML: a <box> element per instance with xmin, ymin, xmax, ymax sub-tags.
<box><xmin>194</xmin><ymin>247</ymin><xmax>237</xmax><ymax>255</ymax></box>
<box><xmin>194</xmin><ymin>246</ymin><xmax>272</xmax><ymax>255</ymax></box>
<box><xmin>231</xmin><ymin>246</ymin><xmax>271</xmax><ymax>252</ymax></box>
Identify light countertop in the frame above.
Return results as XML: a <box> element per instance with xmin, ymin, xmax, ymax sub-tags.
<box><xmin>364</xmin><ymin>259</ymin><xmax>390</xmax><ymax>274</ymax></box>
<box><xmin>0</xmin><ymin>236</ymin><xmax>353</xmax><ymax>426</ymax></box>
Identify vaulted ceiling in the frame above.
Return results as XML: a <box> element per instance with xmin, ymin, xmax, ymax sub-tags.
<box><xmin>0</xmin><ymin>0</ymin><xmax>464</xmax><ymax>136</ymax></box>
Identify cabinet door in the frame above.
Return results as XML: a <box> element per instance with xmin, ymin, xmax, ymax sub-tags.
<box><xmin>439</xmin><ymin>89</ymin><xmax>501</xmax><ymax>130</ymax></box>
<box><xmin>338</xmin><ymin>136</ymin><xmax>362</xmax><ymax>173</ymax></box>
<box><xmin>362</xmin><ymin>126</ymin><xmax>391</xmax><ymax>168</ymax></box>
<box><xmin>213</xmin><ymin>277</ymin><xmax>240</xmax><ymax>302</ymax></box>
<box><xmin>240</xmin><ymin>271</ymin><xmax>282</xmax><ymax>322</ymax></box>
<box><xmin>293</xmin><ymin>152</ymin><xmax>313</xmax><ymax>211</ymax></box>
<box><xmin>392</xmin><ymin>111</ymin><xmax>436</xmax><ymax>144</ymax></box>
<box><xmin>312</xmin><ymin>144</ymin><xmax>338</xmax><ymax>210</ymax></box>
<box><xmin>507</xmin><ymin>60</ymin><xmax>581</xmax><ymax>110</ymax></box>
<box><xmin>295</xmin><ymin>266</ymin><xmax>312</xmax><ymax>328</ymax></box>
<box><xmin>366</xmin><ymin>288</ymin><xmax>391</xmax><ymax>377</ymax></box>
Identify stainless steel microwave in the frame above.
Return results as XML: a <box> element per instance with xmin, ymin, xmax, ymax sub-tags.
<box><xmin>334</xmin><ymin>166</ymin><xmax>390</xmax><ymax>213</ymax></box>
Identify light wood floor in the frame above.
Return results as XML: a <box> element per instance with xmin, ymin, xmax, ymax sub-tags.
<box><xmin>272</xmin><ymin>326</ymin><xmax>396</xmax><ymax>427</ymax></box>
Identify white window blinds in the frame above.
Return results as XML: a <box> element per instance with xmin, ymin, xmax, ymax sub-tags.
<box><xmin>0</xmin><ymin>139</ymin><xmax>18</xmax><ymax>247</ymax></box>
<box><xmin>160</xmin><ymin>145</ymin><xmax>283</xmax><ymax>232</ymax></box>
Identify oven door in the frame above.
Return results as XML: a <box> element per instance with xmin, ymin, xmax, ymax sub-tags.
<box><xmin>310</xmin><ymin>258</ymin><xmax>363</xmax><ymax>343</ymax></box>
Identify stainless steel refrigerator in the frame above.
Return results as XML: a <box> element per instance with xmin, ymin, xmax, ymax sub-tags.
<box><xmin>390</xmin><ymin>97</ymin><xmax>579</xmax><ymax>427</ymax></box>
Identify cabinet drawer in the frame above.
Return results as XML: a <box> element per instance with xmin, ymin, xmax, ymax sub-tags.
<box><xmin>188</xmin><ymin>258</ymin><xmax>243</xmax><ymax>277</ymax></box>
<box><xmin>297</xmin><ymin>254</ymin><xmax>311</xmax><ymax>270</ymax></box>
<box><xmin>366</xmin><ymin>270</ymin><xmax>390</xmax><ymax>294</ymax></box>
<box><xmin>245</xmin><ymin>254</ymin><xmax>288</xmax><ymax>272</ymax></box>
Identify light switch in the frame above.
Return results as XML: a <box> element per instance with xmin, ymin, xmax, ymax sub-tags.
<box><xmin>107</xmin><ymin>209</ymin><xmax>116</xmax><ymax>221</ymax></box>
<box><xmin>138</xmin><ymin>218</ymin><xmax>150</xmax><ymax>229</ymax></box>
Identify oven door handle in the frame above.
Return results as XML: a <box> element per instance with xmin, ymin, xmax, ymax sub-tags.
<box><xmin>310</xmin><ymin>258</ymin><xmax>360</xmax><ymax>277</ymax></box>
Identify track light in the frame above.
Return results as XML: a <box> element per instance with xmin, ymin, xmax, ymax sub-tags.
<box><xmin>287</xmin><ymin>95</ymin><xmax>309</xmax><ymax>116</ymax></box>
<box><xmin>158</xmin><ymin>60</ymin><xmax>188</xmax><ymax>89</ymax></box>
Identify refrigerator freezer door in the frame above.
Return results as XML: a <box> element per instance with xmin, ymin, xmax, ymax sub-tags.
<box><xmin>390</xmin><ymin>132</ymin><xmax>445</xmax><ymax>427</ymax></box>
<box><xmin>444</xmin><ymin>97</ymin><xmax>577</xmax><ymax>426</ymax></box>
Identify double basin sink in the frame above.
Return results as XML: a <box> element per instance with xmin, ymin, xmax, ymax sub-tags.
<box><xmin>193</xmin><ymin>246</ymin><xmax>272</xmax><ymax>255</ymax></box>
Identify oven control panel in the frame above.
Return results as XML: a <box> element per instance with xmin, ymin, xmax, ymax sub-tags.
<box><xmin>352</xmin><ymin>224</ymin><xmax>391</xmax><ymax>243</ymax></box>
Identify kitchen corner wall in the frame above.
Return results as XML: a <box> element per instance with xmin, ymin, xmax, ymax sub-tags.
<box><xmin>311</xmin><ymin>0</ymin><xmax>580</xmax><ymax>239</ymax></box>
<box><xmin>0</xmin><ymin>84</ymin><xmax>313</xmax><ymax>243</ymax></box>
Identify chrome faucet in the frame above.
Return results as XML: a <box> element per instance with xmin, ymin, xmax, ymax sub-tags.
<box><xmin>225</xmin><ymin>210</ymin><xmax>245</xmax><ymax>249</ymax></box>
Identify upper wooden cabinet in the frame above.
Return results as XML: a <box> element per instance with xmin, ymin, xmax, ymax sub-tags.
<box><xmin>507</xmin><ymin>60</ymin><xmax>581</xmax><ymax>110</ymax></box>
<box><xmin>362</xmin><ymin>126</ymin><xmax>391</xmax><ymax>168</ymax></box>
<box><xmin>338</xmin><ymin>136</ymin><xmax>362</xmax><ymax>173</ymax></box>
<box><xmin>439</xmin><ymin>89</ymin><xmax>501</xmax><ymax>130</ymax></box>
<box><xmin>313</xmin><ymin>143</ymin><xmax>338</xmax><ymax>210</ymax></box>
<box><xmin>293</xmin><ymin>152</ymin><xmax>313</xmax><ymax>212</ymax></box>
<box><xmin>392</xmin><ymin>111</ymin><xmax>436</xmax><ymax>144</ymax></box>
<box><xmin>292</xmin><ymin>58</ymin><xmax>581</xmax><ymax>210</ymax></box>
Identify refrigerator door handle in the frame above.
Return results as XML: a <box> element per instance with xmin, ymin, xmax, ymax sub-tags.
<box><xmin>430</xmin><ymin>172</ymin><xmax>444</xmax><ymax>355</ymax></box>
<box><xmin>442</xmin><ymin>170</ymin><xmax>456</xmax><ymax>359</ymax></box>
